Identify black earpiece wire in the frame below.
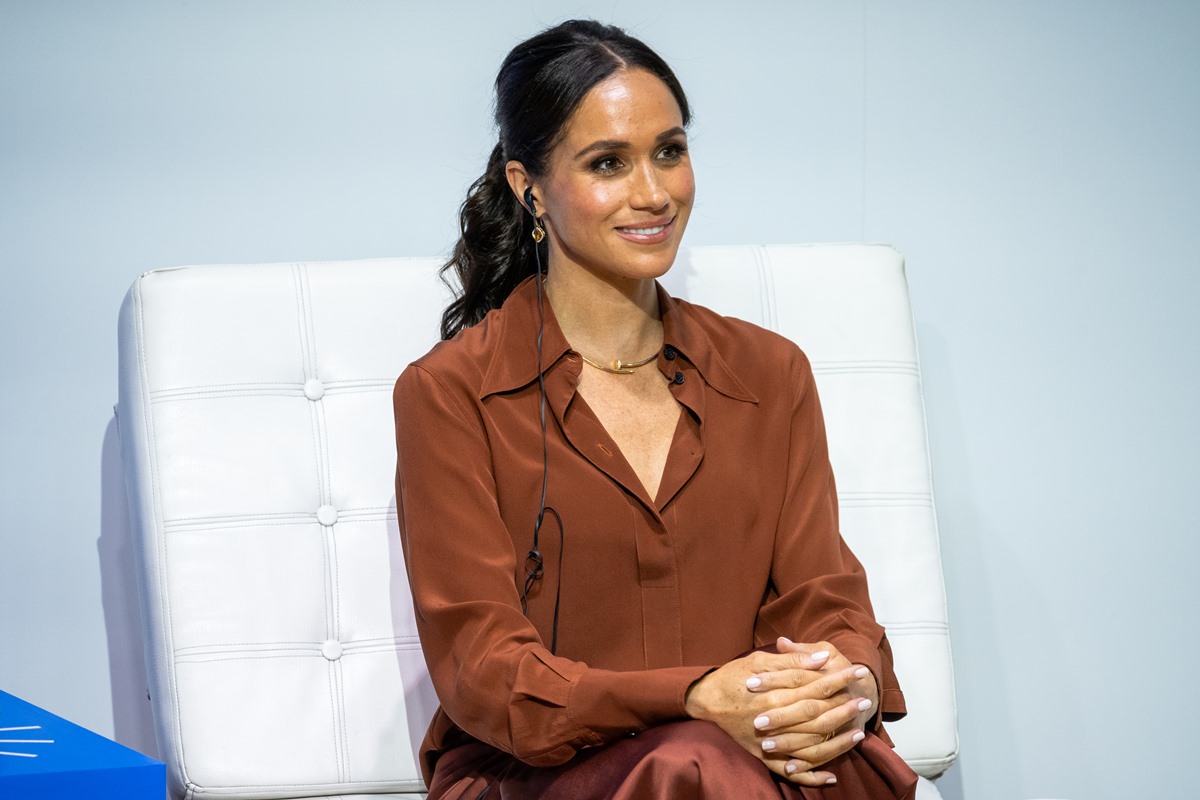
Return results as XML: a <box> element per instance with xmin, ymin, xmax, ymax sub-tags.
<box><xmin>519</xmin><ymin>187</ymin><xmax>564</xmax><ymax>654</ymax></box>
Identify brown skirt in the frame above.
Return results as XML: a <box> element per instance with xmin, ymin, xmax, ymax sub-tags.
<box><xmin>428</xmin><ymin>720</ymin><xmax>918</xmax><ymax>800</ymax></box>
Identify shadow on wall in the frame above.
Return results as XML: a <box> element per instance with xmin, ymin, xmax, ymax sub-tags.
<box><xmin>916</xmin><ymin>322</ymin><xmax>1018</xmax><ymax>800</ymax></box>
<box><xmin>98</xmin><ymin>413</ymin><xmax>160</xmax><ymax>760</ymax></box>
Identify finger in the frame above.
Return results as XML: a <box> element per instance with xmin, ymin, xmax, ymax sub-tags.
<box><xmin>746</xmin><ymin>665</ymin><xmax>866</xmax><ymax>725</ymax></box>
<box><xmin>756</xmin><ymin>752</ymin><xmax>804</xmax><ymax>783</ymax></box>
<box><xmin>759</xmin><ymin>730</ymin><xmax>827</xmax><ymax>755</ymax></box>
<box><xmin>755</xmin><ymin>751</ymin><xmax>837</xmax><ymax>787</ymax></box>
<box><xmin>776</xmin><ymin>755</ymin><xmax>838</xmax><ymax>787</ymax></box>
<box><xmin>763</xmin><ymin>717</ymin><xmax>867</xmax><ymax>759</ymax></box>
<box><xmin>755</xmin><ymin>680</ymin><xmax>872</xmax><ymax>734</ymax></box>
<box><xmin>780</xmin><ymin>639</ymin><xmax>859</xmax><ymax>677</ymax></box>
<box><xmin>745</xmin><ymin>648</ymin><xmax>828</xmax><ymax>676</ymax></box>
<box><xmin>761</xmin><ymin>700</ymin><xmax>862</xmax><ymax>753</ymax></box>
<box><xmin>745</xmin><ymin>667</ymin><xmax>823</xmax><ymax>692</ymax></box>
<box><xmin>775</xmin><ymin>637</ymin><xmax>833</xmax><ymax>668</ymax></box>
<box><xmin>806</xmin><ymin>694</ymin><xmax>872</xmax><ymax>734</ymax></box>
<box><xmin>748</xmin><ymin>662</ymin><xmax>862</xmax><ymax>696</ymax></box>
<box><xmin>754</xmin><ymin>696</ymin><xmax>834</xmax><ymax>733</ymax></box>
<box><xmin>785</xmin><ymin>728</ymin><xmax>867</xmax><ymax>772</ymax></box>
<box><xmin>787</xmin><ymin>768</ymin><xmax>838</xmax><ymax>787</ymax></box>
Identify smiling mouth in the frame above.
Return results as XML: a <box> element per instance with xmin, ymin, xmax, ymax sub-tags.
<box><xmin>621</xmin><ymin>223</ymin><xmax>668</xmax><ymax>235</ymax></box>
<box><xmin>615</xmin><ymin>216</ymin><xmax>676</xmax><ymax>241</ymax></box>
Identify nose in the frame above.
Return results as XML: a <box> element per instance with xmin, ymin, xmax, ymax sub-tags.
<box><xmin>629</xmin><ymin>160</ymin><xmax>669</xmax><ymax>211</ymax></box>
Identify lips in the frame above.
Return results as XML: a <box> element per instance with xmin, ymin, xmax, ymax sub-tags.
<box><xmin>614</xmin><ymin>215</ymin><xmax>676</xmax><ymax>244</ymax></box>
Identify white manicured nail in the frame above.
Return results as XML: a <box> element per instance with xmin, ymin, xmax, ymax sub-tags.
<box><xmin>762</xmin><ymin>739</ymin><xmax>776</xmax><ymax>751</ymax></box>
<box><xmin>854</xmin><ymin>667</ymin><xmax>870</xmax><ymax>679</ymax></box>
<box><xmin>786</xmin><ymin>762</ymin><xmax>798</xmax><ymax>774</ymax></box>
<box><xmin>810</xmin><ymin>650</ymin><xmax>829</xmax><ymax>662</ymax></box>
<box><xmin>746</xmin><ymin>676</ymin><xmax>762</xmax><ymax>689</ymax></box>
<box><xmin>857</xmin><ymin>698</ymin><xmax>873</xmax><ymax>711</ymax></box>
<box><xmin>852</xmin><ymin>731</ymin><xmax>865</xmax><ymax>743</ymax></box>
<box><xmin>754</xmin><ymin>715</ymin><xmax>771</xmax><ymax>730</ymax></box>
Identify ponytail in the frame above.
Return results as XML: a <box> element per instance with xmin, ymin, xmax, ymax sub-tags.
<box><xmin>438</xmin><ymin>144</ymin><xmax>541</xmax><ymax>340</ymax></box>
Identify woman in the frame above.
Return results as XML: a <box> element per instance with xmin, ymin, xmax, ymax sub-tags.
<box><xmin>393</xmin><ymin>19</ymin><xmax>919</xmax><ymax>799</ymax></box>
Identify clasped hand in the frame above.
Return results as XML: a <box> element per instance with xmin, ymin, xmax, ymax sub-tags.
<box><xmin>684</xmin><ymin>637</ymin><xmax>878</xmax><ymax>787</ymax></box>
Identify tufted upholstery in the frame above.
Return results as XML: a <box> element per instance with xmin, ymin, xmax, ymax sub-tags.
<box><xmin>117</xmin><ymin>244</ymin><xmax>957</xmax><ymax>799</ymax></box>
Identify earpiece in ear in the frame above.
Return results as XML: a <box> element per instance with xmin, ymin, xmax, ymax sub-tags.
<box><xmin>524</xmin><ymin>187</ymin><xmax>546</xmax><ymax>243</ymax></box>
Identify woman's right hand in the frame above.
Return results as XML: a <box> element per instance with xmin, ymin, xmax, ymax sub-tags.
<box><xmin>684</xmin><ymin>646</ymin><xmax>869</xmax><ymax>786</ymax></box>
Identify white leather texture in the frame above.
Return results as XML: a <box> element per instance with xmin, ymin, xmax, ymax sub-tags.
<box><xmin>118</xmin><ymin>245</ymin><xmax>957</xmax><ymax>799</ymax></box>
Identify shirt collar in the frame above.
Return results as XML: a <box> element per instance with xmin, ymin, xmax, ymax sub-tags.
<box><xmin>478</xmin><ymin>276</ymin><xmax>758</xmax><ymax>404</ymax></box>
<box><xmin>478</xmin><ymin>277</ymin><xmax>570</xmax><ymax>398</ymax></box>
<box><xmin>656</xmin><ymin>284</ymin><xmax>757</xmax><ymax>404</ymax></box>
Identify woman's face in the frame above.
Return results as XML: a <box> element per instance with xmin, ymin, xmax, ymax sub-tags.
<box><xmin>537</xmin><ymin>68</ymin><xmax>694</xmax><ymax>286</ymax></box>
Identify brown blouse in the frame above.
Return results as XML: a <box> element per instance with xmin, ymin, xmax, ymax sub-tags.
<box><xmin>393</xmin><ymin>277</ymin><xmax>906</xmax><ymax>783</ymax></box>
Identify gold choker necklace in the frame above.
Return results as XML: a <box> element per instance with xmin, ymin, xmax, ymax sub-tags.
<box><xmin>579</xmin><ymin>350</ymin><xmax>659</xmax><ymax>374</ymax></box>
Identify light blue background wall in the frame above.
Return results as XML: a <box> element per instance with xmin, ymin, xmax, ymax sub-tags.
<box><xmin>2</xmin><ymin>3</ymin><xmax>1197</xmax><ymax>799</ymax></box>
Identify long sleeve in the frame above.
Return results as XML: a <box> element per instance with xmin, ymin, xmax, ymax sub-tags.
<box><xmin>393</xmin><ymin>363</ymin><xmax>709</xmax><ymax>768</ymax></box>
<box><xmin>754</xmin><ymin>350</ymin><xmax>907</xmax><ymax>728</ymax></box>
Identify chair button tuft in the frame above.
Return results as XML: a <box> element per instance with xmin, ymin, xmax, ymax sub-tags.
<box><xmin>303</xmin><ymin>379</ymin><xmax>325</xmax><ymax>400</ymax></box>
<box><xmin>321</xmin><ymin>640</ymin><xmax>343</xmax><ymax>661</ymax></box>
<box><xmin>317</xmin><ymin>504</ymin><xmax>338</xmax><ymax>526</ymax></box>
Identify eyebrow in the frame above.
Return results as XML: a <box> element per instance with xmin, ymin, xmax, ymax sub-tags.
<box><xmin>572</xmin><ymin>126</ymin><xmax>688</xmax><ymax>159</ymax></box>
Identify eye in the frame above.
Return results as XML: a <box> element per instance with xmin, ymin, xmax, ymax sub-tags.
<box><xmin>590</xmin><ymin>155</ymin><xmax>624</xmax><ymax>175</ymax></box>
<box><xmin>657</xmin><ymin>141</ymin><xmax>689</xmax><ymax>162</ymax></box>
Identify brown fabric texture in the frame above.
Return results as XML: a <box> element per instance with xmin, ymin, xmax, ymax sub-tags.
<box><xmin>393</xmin><ymin>277</ymin><xmax>913</xmax><ymax>795</ymax></box>
<box><xmin>428</xmin><ymin>721</ymin><xmax>916</xmax><ymax>800</ymax></box>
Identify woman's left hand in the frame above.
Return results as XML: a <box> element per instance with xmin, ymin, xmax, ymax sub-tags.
<box><xmin>746</xmin><ymin>637</ymin><xmax>879</xmax><ymax>781</ymax></box>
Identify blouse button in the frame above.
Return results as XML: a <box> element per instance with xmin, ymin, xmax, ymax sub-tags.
<box><xmin>672</xmin><ymin>372</ymin><xmax>685</xmax><ymax>385</ymax></box>
<box><xmin>663</xmin><ymin>346</ymin><xmax>677</xmax><ymax>360</ymax></box>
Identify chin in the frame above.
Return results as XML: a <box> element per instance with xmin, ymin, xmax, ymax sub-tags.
<box><xmin>615</xmin><ymin>239</ymin><xmax>686</xmax><ymax>280</ymax></box>
<box><xmin>618</xmin><ymin>251</ymin><xmax>679</xmax><ymax>282</ymax></box>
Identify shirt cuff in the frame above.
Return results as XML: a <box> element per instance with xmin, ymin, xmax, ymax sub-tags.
<box><xmin>568</xmin><ymin>664</ymin><xmax>714</xmax><ymax>746</ymax></box>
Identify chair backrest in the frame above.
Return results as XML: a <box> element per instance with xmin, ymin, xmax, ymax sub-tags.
<box><xmin>117</xmin><ymin>244</ymin><xmax>957</xmax><ymax>799</ymax></box>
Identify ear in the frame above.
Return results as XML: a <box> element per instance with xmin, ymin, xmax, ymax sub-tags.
<box><xmin>505</xmin><ymin>161</ymin><xmax>539</xmax><ymax>216</ymax></box>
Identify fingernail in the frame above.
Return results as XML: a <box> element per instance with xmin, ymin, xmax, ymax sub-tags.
<box><xmin>762</xmin><ymin>739</ymin><xmax>776</xmax><ymax>751</ymax></box>
<box><xmin>746</xmin><ymin>676</ymin><xmax>762</xmax><ymax>690</ymax></box>
<box><xmin>852</xmin><ymin>731</ymin><xmax>865</xmax><ymax>743</ymax></box>
<box><xmin>786</xmin><ymin>762</ymin><xmax>798</xmax><ymax>774</ymax></box>
<box><xmin>810</xmin><ymin>650</ymin><xmax>829</xmax><ymax>662</ymax></box>
<box><xmin>825</xmin><ymin>776</ymin><xmax>838</xmax><ymax>785</ymax></box>
<box><xmin>854</xmin><ymin>667</ymin><xmax>870</xmax><ymax>679</ymax></box>
<box><xmin>754</xmin><ymin>715</ymin><xmax>771</xmax><ymax>730</ymax></box>
<box><xmin>857</xmin><ymin>698</ymin><xmax>873</xmax><ymax>711</ymax></box>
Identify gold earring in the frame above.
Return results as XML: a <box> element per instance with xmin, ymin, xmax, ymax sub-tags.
<box><xmin>531</xmin><ymin>224</ymin><xmax>545</xmax><ymax>243</ymax></box>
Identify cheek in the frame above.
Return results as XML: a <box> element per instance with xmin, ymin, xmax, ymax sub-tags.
<box><xmin>670</xmin><ymin>167</ymin><xmax>696</xmax><ymax>206</ymax></box>
<box><xmin>551</xmin><ymin>179</ymin><xmax>624</xmax><ymax>232</ymax></box>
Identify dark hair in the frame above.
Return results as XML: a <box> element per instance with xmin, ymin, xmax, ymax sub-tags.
<box><xmin>438</xmin><ymin>19</ymin><xmax>691</xmax><ymax>340</ymax></box>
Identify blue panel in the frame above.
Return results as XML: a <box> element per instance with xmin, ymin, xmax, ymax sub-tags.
<box><xmin>0</xmin><ymin>690</ymin><xmax>165</xmax><ymax>799</ymax></box>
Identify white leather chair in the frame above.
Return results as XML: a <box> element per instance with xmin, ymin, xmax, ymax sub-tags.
<box><xmin>117</xmin><ymin>244</ymin><xmax>957</xmax><ymax>799</ymax></box>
